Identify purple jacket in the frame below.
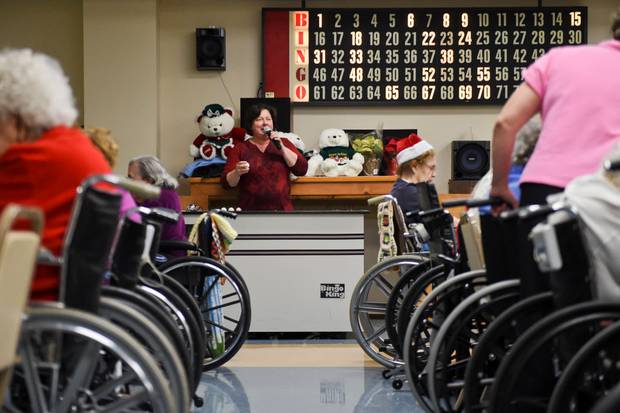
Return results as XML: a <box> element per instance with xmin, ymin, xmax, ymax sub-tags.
<box><xmin>140</xmin><ymin>187</ymin><xmax>186</xmax><ymax>243</ymax></box>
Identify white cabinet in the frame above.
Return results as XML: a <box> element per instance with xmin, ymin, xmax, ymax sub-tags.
<box><xmin>225</xmin><ymin>212</ymin><xmax>365</xmax><ymax>332</ymax></box>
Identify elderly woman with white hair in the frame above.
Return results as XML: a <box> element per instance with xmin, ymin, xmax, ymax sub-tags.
<box><xmin>128</xmin><ymin>155</ymin><xmax>186</xmax><ymax>248</ymax></box>
<box><xmin>0</xmin><ymin>48</ymin><xmax>111</xmax><ymax>300</ymax></box>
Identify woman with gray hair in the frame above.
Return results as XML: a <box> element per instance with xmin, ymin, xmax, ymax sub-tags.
<box><xmin>0</xmin><ymin>48</ymin><xmax>111</xmax><ymax>300</ymax></box>
<box><xmin>128</xmin><ymin>155</ymin><xmax>186</xmax><ymax>247</ymax></box>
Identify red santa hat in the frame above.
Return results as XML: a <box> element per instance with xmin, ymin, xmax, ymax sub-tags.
<box><xmin>396</xmin><ymin>133</ymin><xmax>433</xmax><ymax>165</ymax></box>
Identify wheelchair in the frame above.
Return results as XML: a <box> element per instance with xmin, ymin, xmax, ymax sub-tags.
<box><xmin>402</xmin><ymin>197</ymin><xmax>568</xmax><ymax>412</ymax></box>
<box><xmin>350</xmin><ymin>182</ymin><xmax>459</xmax><ymax>369</ymax></box>
<box><xmin>154</xmin><ymin>209</ymin><xmax>252</xmax><ymax>371</ymax></box>
<box><xmin>409</xmin><ymin>156</ymin><xmax>620</xmax><ymax>413</ymax></box>
<box><xmin>485</xmin><ymin>190</ymin><xmax>620</xmax><ymax>412</ymax></box>
<box><xmin>1</xmin><ymin>199</ymin><xmax>178</xmax><ymax>412</ymax></box>
<box><xmin>104</xmin><ymin>203</ymin><xmax>208</xmax><ymax>409</ymax></box>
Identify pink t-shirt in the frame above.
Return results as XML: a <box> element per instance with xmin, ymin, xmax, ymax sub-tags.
<box><xmin>521</xmin><ymin>40</ymin><xmax>620</xmax><ymax>188</ymax></box>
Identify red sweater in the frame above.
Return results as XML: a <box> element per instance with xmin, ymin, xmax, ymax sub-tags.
<box><xmin>0</xmin><ymin>126</ymin><xmax>111</xmax><ymax>300</ymax></box>
<box><xmin>221</xmin><ymin>139</ymin><xmax>308</xmax><ymax>211</ymax></box>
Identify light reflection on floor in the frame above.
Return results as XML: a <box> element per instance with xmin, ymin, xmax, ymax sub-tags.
<box><xmin>192</xmin><ymin>342</ymin><xmax>424</xmax><ymax>413</ymax></box>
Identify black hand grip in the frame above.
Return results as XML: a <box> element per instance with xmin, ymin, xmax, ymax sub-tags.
<box><xmin>604</xmin><ymin>158</ymin><xmax>620</xmax><ymax>172</ymax></box>
<box><xmin>417</xmin><ymin>207</ymin><xmax>447</xmax><ymax>218</ymax></box>
<box><xmin>442</xmin><ymin>196</ymin><xmax>505</xmax><ymax>208</ymax></box>
<box><xmin>137</xmin><ymin>206</ymin><xmax>179</xmax><ymax>224</ymax></box>
<box><xmin>518</xmin><ymin>204</ymin><xmax>554</xmax><ymax>221</ymax></box>
<box><xmin>151</xmin><ymin>207</ymin><xmax>180</xmax><ymax>223</ymax></box>
<box><xmin>273</xmin><ymin>139</ymin><xmax>282</xmax><ymax>150</ymax></box>
<box><xmin>405</xmin><ymin>208</ymin><xmax>421</xmax><ymax>218</ymax></box>
<box><xmin>214</xmin><ymin>209</ymin><xmax>238</xmax><ymax>219</ymax></box>
<box><xmin>82</xmin><ymin>174</ymin><xmax>161</xmax><ymax>200</ymax></box>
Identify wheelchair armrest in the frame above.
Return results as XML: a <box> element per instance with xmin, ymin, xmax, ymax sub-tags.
<box><xmin>158</xmin><ymin>240</ymin><xmax>201</xmax><ymax>253</ymax></box>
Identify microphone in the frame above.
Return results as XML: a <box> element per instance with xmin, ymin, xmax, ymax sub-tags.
<box><xmin>264</xmin><ymin>127</ymin><xmax>281</xmax><ymax>150</ymax></box>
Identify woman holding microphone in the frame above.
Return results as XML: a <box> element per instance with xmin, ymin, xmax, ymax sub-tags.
<box><xmin>222</xmin><ymin>103</ymin><xmax>307</xmax><ymax>210</ymax></box>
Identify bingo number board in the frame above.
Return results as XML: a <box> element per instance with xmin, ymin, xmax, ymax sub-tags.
<box><xmin>262</xmin><ymin>7</ymin><xmax>587</xmax><ymax>105</ymax></box>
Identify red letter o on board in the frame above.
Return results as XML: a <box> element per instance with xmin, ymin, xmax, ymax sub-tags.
<box><xmin>295</xmin><ymin>85</ymin><xmax>307</xmax><ymax>100</ymax></box>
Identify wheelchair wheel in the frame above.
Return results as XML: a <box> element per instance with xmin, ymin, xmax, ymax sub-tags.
<box><xmin>101</xmin><ymin>285</ymin><xmax>191</xmax><ymax>384</ymax></box>
<box><xmin>548</xmin><ymin>320</ymin><xmax>620</xmax><ymax>413</ymax></box>
<box><xmin>159</xmin><ymin>255</ymin><xmax>251</xmax><ymax>370</ymax></box>
<box><xmin>6</xmin><ymin>306</ymin><xmax>175</xmax><ymax>412</ymax></box>
<box><xmin>489</xmin><ymin>302</ymin><xmax>620</xmax><ymax>413</ymax></box>
<box><xmin>394</xmin><ymin>264</ymin><xmax>448</xmax><ymax>357</ymax></box>
<box><xmin>98</xmin><ymin>297</ymin><xmax>190</xmax><ymax>412</ymax></box>
<box><xmin>403</xmin><ymin>270</ymin><xmax>487</xmax><ymax>413</ymax></box>
<box><xmin>590</xmin><ymin>380</ymin><xmax>620</xmax><ymax>413</ymax></box>
<box><xmin>160</xmin><ymin>272</ymin><xmax>207</xmax><ymax>391</ymax></box>
<box><xmin>384</xmin><ymin>261</ymin><xmax>444</xmax><ymax>357</ymax></box>
<box><xmin>136</xmin><ymin>282</ymin><xmax>204</xmax><ymax>387</ymax></box>
<box><xmin>426</xmin><ymin>279</ymin><xmax>520</xmax><ymax>413</ymax></box>
<box><xmin>350</xmin><ymin>254</ymin><xmax>429</xmax><ymax>368</ymax></box>
<box><xmin>463</xmin><ymin>292</ymin><xmax>553</xmax><ymax>413</ymax></box>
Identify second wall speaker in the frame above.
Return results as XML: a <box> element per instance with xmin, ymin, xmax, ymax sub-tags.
<box><xmin>196</xmin><ymin>27</ymin><xmax>225</xmax><ymax>70</ymax></box>
<box><xmin>452</xmin><ymin>140</ymin><xmax>490</xmax><ymax>180</ymax></box>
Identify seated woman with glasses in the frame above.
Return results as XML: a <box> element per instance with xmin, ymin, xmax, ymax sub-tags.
<box><xmin>389</xmin><ymin>133</ymin><xmax>437</xmax><ymax>225</ymax></box>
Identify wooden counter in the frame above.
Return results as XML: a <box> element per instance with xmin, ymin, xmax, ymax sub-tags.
<box><xmin>186</xmin><ymin>176</ymin><xmax>469</xmax><ymax>216</ymax></box>
<box><xmin>188</xmin><ymin>176</ymin><xmax>396</xmax><ymax>206</ymax></box>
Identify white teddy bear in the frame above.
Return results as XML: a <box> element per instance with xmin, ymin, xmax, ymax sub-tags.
<box><xmin>279</xmin><ymin>131</ymin><xmax>305</xmax><ymax>154</ymax></box>
<box><xmin>307</xmin><ymin>128</ymin><xmax>364</xmax><ymax>177</ymax></box>
<box><xmin>189</xmin><ymin>103</ymin><xmax>245</xmax><ymax>161</ymax></box>
<box><xmin>278</xmin><ymin>131</ymin><xmax>307</xmax><ymax>180</ymax></box>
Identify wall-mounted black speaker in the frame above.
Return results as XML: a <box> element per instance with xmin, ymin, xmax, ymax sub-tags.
<box><xmin>196</xmin><ymin>27</ymin><xmax>225</xmax><ymax>70</ymax></box>
<box><xmin>452</xmin><ymin>140</ymin><xmax>490</xmax><ymax>180</ymax></box>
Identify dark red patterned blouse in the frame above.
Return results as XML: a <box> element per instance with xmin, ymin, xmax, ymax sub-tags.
<box><xmin>221</xmin><ymin>139</ymin><xmax>308</xmax><ymax>211</ymax></box>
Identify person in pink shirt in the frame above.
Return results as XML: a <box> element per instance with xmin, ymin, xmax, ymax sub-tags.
<box><xmin>491</xmin><ymin>8</ymin><xmax>620</xmax><ymax>209</ymax></box>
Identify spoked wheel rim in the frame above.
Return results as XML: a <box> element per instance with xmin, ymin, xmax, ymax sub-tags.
<box><xmin>385</xmin><ymin>262</ymin><xmax>445</xmax><ymax>358</ymax></box>
<box><xmin>6</xmin><ymin>307</ymin><xmax>174</xmax><ymax>413</ymax></box>
<box><xmin>403</xmin><ymin>270</ymin><xmax>487</xmax><ymax>413</ymax></box>
<box><xmin>350</xmin><ymin>256</ymin><xmax>428</xmax><ymax>368</ymax></box>
<box><xmin>393</xmin><ymin>265</ymin><xmax>447</xmax><ymax>358</ymax></box>
<box><xmin>462</xmin><ymin>292</ymin><xmax>553</xmax><ymax>413</ymax></box>
<box><xmin>427</xmin><ymin>280</ymin><xmax>520</xmax><ymax>413</ymax></box>
<box><xmin>489</xmin><ymin>303</ymin><xmax>620</xmax><ymax>413</ymax></box>
<box><xmin>548</xmin><ymin>320</ymin><xmax>620</xmax><ymax>413</ymax></box>
<box><xmin>161</xmin><ymin>257</ymin><xmax>251</xmax><ymax>370</ymax></box>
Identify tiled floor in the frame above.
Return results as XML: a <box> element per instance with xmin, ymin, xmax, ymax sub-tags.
<box><xmin>192</xmin><ymin>341</ymin><xmax>424</xmax><ymax>412</ymax></box>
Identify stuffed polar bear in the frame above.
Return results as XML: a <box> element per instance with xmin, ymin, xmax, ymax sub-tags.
<box><xmin>279</xmin><ymin>131</ymin><xmax>305</xmax><ymax>154</ymax></box>
<box><xmin>307</xmin><ymin>128</ymin><xmax>364</xmax><ymax>177</ymax></box>
<box><xmin>278</xmin><ymin>131</ymin><xmax>307</xmax><ymax>180</ymax></box>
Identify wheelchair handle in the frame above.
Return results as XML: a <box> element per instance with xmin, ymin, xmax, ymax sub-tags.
<box><xmin>407</xmin><ymin>206</ymin><xmax>446</xmax><ymax>219</ymax></box>
<box><xmin>213</xmin><ymin>209</ymin><xmax>238</xmax><ymax>219</ymax></box>
<box><xmin>80</xmin><ymin>174</ymin><xmax>161</xmax><ymax>200</ymax></box>
<box><xmin>604</xmin><ymin>158</ymin><xmax>620</xmax><ymax>172</ymax></box>
<box><xmin>517</xmin><ymin>204</ymin><xmax>555</xmax><ymax>220</ymax></box>
<box><xmin>441</xmin><ymin>196</ymin><xmax>505</xmax><ymax>209</ymax></box>
<box><xmin>136</xmin><ymin>206</ymin><xmax>179</xmax><ymax>224</ymax></box>
<box><xmin>367</xmin><ymin>194</ymin><xmax>396</xmax><ymax>206</ymax></box>
<box><xmin>0</xmin><ymin>204</ymin><xmax>44</xmax><ymax>235</ymax></box>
